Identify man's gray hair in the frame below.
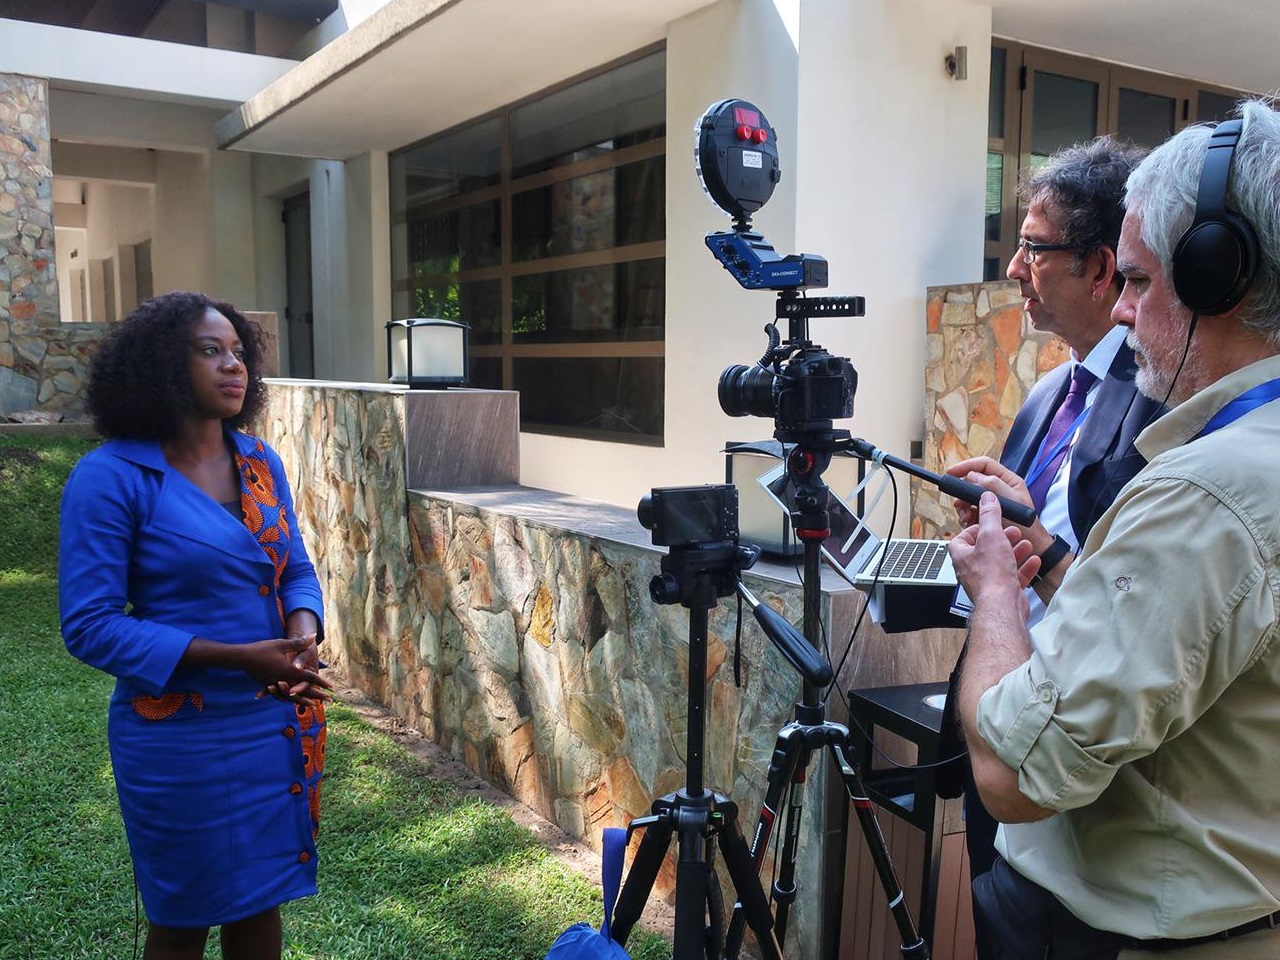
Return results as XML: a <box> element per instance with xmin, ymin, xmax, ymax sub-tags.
<box><xmin>1125</xmin><ymin>99</ymin><xmax>1280</xmax><ymax>342</ymax></box>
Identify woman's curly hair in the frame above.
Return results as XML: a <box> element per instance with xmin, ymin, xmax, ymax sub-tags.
<box><xmin>86</xmin><ymin>291</ymin><xmax>268</xmax><ymax>440</ymax></box>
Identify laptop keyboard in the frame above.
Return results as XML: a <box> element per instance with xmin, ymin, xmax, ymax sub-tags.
<box><xmin>878</xmin><ymin>541</ymin><xmax>949</xmax><ymax>581</ymax></box>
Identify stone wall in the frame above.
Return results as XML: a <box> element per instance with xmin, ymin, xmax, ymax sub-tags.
<box><xmin>913</xmin><ymin>280</ymin><xmax>1070</xmax><ymax>538</ymax></box>
<box><xmin>0</xmin><ymin>73</ymin><xmax>96</xmax><ymax>419</ymax></box>
<box><xmin>257</xmin><ymin>380</ymin><xmax>879</xmax><ymax>958</ymax></box>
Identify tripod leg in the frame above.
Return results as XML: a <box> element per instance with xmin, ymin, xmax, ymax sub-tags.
<box><xmin>767</xmin><ymin>742</ymin><xmax>813</xmax><ymax>947</ymax></box>
<box><xmin>611</xmin><ymin>811</ymin><xmax>675</xmax><ymax>947</ymax></box>
<box><xmin>831</xmin><ymin>742</ymin><xmax>930</xmax><ymax>960</ymax></box>
<box><xmin>716</xmin><ymin>799</ymin><xmax>785</xmax><ymax>960</ymax></box>
<box><xmin>673</xmin><ymin>814</ymin><xmax>714</xmax><ymax>960</ymax></box>
<box><xmin>724</xmin><ymin>724</ymin><xmax>804</xmax><ymax>958</ymax></box>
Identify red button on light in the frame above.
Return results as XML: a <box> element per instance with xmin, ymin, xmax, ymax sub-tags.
<box><xmin>736</xmin><ymin>124</ymin><xmax>752</xmax><ymax>141</ymax></box>
<box><xmin>752</xmin><ymin>128</ymin><xmax>768</xmax><ymax>144</ymax></box>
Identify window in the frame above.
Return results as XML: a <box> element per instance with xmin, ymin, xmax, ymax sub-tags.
<box><xmin>390</xmin><ymin>48</ymin><xmax>666</xmax><ymax>444</ymax></box>
<box><xmin>984</xmin><ymin>42</ymin><xmax>1250</xmax><ymax>279</ymax></box>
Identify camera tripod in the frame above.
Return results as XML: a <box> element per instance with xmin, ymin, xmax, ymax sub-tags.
<box><xmin>609</xmin><ymin>541</ymin><xmax>786</xmax><ymax>960</ymax></box>
<box><xmin>610</xmin><ymin>473</ymin><xmax>929</xmax><ymax>960</ymax></box>
<box><xmin>721</xmin><ymin>441</ymin><xmax>928</xmax><ymax>960</ymax></box>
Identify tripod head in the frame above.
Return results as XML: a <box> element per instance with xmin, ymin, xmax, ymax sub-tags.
<box><xmin>637</xmin><ymin>484</ymin><xmax>754</xmax><ymax>608</ymax></box>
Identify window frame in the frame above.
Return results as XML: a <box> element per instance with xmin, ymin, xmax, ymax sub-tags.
<box><xmin>985</xmin><ymin>40</ymin><xmax>1250</xmax><ymax>278</ymax></box>
<box><xmin>389</xmin><ymin>43</ymin><xmax>667</xmax><ymax>446</ymax></box>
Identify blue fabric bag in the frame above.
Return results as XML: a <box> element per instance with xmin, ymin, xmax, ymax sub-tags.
<box><xmin>545</xmin><ymin>826</ymin><xmax>632</xmax><ymax>959</ymax></box>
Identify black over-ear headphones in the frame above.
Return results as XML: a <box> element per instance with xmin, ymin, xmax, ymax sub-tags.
<box><xmin>1171</xmin><ymin>118</ymin><xmax>1259</xmax><ymax>315</ymax></box>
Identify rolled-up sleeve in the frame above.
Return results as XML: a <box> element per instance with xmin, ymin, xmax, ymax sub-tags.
<box><xmin>976</xmin><ymin>472</ymin><xmax>1274</xmax><ymax>812</ymax></box>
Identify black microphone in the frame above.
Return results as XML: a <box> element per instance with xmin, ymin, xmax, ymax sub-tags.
<box><xmin>737</xmin><ymin>583</ymin><xmax>833</xmax><ymax>688</ymax></box>
<box><xmin>848</xmin><ymin>438</ymin><xmax>1038</xmax><ymax>528</ymax></box>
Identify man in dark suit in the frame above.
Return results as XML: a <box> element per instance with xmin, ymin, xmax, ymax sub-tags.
<box><xmin>937</xmin><ymin>137</ymin><xmax>1164</xmax><ymax>959</ymax></box>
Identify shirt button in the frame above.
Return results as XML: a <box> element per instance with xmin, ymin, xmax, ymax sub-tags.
<box><xmin>298</xmin><ymin>851</ymin><xmax>311</xmax><ymax>864</ymax></box>
<box><xmin>259</xmin><ymin>585</ymin><xmax>270</xmax><ymax>596</ymax></box>
<box><xmin>289</xmin><ymin>782</ymin><xmax>303</xmax><ymax>795</ymax></box>
<box><xmin>1040</xmin><ymin>688</ymin><xmax>1053</xmax><ymax>703</ymax></box>
<box><xmin>283</xmin><ymin>727</ymin><xmax>296</xmax><ymax>739</ymax></box>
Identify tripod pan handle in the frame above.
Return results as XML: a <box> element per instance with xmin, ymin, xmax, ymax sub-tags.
<box><xmin>753</xmin><ymin>602</ymin><xmax>833</xmax><ymax>687</ymax></box>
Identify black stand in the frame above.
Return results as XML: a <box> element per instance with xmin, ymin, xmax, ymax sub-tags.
<box><xmin>610</xmin><ymin>556</ymin><xmax>785</xmax><ymax>960</ymax></box>
<box><xmin>722</xmin><ymin>444</ymin><xmax>930</xmax><ymax>960</ymax></box>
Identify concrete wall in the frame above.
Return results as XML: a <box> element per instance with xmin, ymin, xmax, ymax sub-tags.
<box><xmin>0</xmin><ymin>16</ymin><xmax>296</xmax><ymax>107</ymax></box>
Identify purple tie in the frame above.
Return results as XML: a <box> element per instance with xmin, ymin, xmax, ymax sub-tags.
<box><xmin>1026</xmin><ymin>364</ymin><xmax>1098</xmax><ymax>511</ymax></box>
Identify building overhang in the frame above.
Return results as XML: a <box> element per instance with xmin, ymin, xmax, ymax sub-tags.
<box><xmin>216</xmin><ymin>0</ymin><xmax>1280</xmax><ymax>164</ymax></box>
<box><xmin>215</xmin><ymin>0</ymin><xmax>722</xmax><ymax>160</ymax></box>
<box><xmin>991</xmin><ymin>0</ymin><xmax>1279</xmax><ymax>98</ymax></box>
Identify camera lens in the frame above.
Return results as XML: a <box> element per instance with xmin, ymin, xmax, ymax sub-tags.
<box><xmin>636</xmin><ymin>494</ymin><xmax>655</xmax><ymax>531</ymax></box>
<box><xmin>718</xmin><ymin>364</ymin><xmax>776</xmax><ymax>418</ymax></box>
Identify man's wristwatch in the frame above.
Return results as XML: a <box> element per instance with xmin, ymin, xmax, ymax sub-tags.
<box><xmin>1030</xmin><ymin>534</ymin><xmax>1071</xmax><ymax>586</ymax></box>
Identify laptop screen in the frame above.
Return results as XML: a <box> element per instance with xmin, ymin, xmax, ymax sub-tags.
<box><xmin>758</xmin><ymin>462</ymin><xmax>880</xmax><ymax>577</ymax></box>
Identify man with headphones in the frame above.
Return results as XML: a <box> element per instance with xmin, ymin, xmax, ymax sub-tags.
<box><xmin>935</xmin><ymin>136</ymin><xmax>1161</xmax><ymax>960</ymax></box>
<box><xmin>949</xmin><ymin>98</ymin><xmax>1280</xmax><ymax>959</ymax></box>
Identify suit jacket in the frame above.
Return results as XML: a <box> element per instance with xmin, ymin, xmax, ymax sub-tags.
<box><xmin>935</xmin><ymin>341</ymin><xmax>1164</xmax><ymax>799</ymax></box>
<box><xmin>999</xmin><ymin>342</ymin><xmax>1163</xmax><ymax>544</ymax></box>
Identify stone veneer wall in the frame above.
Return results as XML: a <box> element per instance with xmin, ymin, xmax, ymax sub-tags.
<box><xmin>0</xmin><ymin>73</ymin><xmax>103</xmax><ymax>418</ymax></box>
<box><xmin>913</xmin><ymin>280</ymin><xmax>1071</xmax><ymax>539</ymax></box>
<box><xmin>257</xmin><ymin>382</ymin><xmax>846</xmax><ymax>957</ymax></box>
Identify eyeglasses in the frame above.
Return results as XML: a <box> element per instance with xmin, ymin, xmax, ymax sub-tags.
<box><xmin>1016</xmin><ymin>237</ymin><xmax>1084</xmax><ymax>264</ymax></box>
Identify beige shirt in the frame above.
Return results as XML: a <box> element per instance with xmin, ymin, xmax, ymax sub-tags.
<box><xmin>978</xmin><ymin>353</ymin><xmax>1280</xmax><ymax>940</ymax></box>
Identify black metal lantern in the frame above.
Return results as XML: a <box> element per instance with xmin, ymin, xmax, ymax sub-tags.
<box><xmin>386</xmin><ymin>318</ymin><xmax>470</xmax><ymax>388</ymax></box>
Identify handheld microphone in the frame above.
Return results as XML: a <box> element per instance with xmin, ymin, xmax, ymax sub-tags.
<box><xmin>848</xmin><ymin>438</ymin><xmax>1038</xmax><ymax>528</ymax></box>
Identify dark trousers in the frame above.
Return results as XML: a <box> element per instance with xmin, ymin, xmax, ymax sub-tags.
<box><xmin>973</xmin><ymin>856</ymin><xmax>1126</xmax><ymax>960</ymax></box>
<box><xmin>964</xmin><ymin>763</ymin><xmax>1001</xmax><ymax>960</ymax></box>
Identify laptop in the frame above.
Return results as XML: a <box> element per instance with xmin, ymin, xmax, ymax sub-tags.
<box><xmin>756</xmin><ymin>462</ymin><xmax>957</xmax><ymax>589</ymax></box>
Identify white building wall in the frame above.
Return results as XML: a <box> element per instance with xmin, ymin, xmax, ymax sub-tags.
<box><xmin>794</xmin><ymin>0</ymin><xmax>991</xmax><ymax>528</ymax></box>
<box><xmin>298</xmin><ymin>0</ymin><xmax>397</xmax><ymax>56</ymax></box>
<box><xmin>49</xmin><ymin>90</ymin><xmax>224</xmax><ymax>152</ymax></box>
<box><xmin>153</xmin><ymin>151</ymin><xmax>215</xmax><ymax>296</ymax></box>
<box><xmin>518</xmin><ymin>0</ymin><xmax>990</xmax><ymax>514</ymax></box>
<box><xmin>306</xmin><ymin>155</ymin><xmax>390</xmax><ymax>383</ymax></box>
<box><xmin>210</xmin><ymin>150</ymin><xmax>259</xmax><ymax>307</ymax></box>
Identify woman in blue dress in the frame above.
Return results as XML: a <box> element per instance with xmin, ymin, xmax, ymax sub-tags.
<box><xmin>59</xmin><ymin>291</ymin><xmax>331</xmax><ymax>960</ymax></box>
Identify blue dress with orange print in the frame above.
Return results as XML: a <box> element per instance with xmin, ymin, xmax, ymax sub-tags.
<box><xmin>59</xmin><ymin>430</ymin><xmax>326</xmax><ymax>927</ymax></box>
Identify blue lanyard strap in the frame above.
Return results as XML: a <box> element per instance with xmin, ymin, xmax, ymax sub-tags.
<box><xmin>1192</xmin><ymin>377</ymin><xmax>1280</xmax><ymax>440</ymax></box>
<box><xmin>1024</xmin><ymin>405</ymin><xmax>1092</xmax><ymax>490</ymax></box>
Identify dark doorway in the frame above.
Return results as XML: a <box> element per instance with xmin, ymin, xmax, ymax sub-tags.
<box><xmin>282</xmin><ymin>191</ymin><xmax>314</xmax><ymax>378</ymax></box>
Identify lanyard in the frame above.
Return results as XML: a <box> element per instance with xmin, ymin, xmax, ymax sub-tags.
<box><xmin>1024</xmin><ymin>405</ymin><xmax>1092</xmax><ymax>491</ymax></box>
<box><xmin>1192</xmin><ymin>377</ymin><xmax>1280</xmax><ymax>440</ymax></box>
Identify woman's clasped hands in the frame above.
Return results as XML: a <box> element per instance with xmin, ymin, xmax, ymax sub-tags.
<box><xmin>246</xmin><ymin>633</ymin><xmax>333</xmax><ymax>704</ymax></box>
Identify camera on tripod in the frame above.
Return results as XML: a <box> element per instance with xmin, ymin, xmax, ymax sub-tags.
<box><xmin>637</xmin><ymin>484</ymin><xmax>738</xmax><ymax>547</ymax></box>
<box><xmin>719</xmin><ymin>349</ymin><xmax>855</xmax><ymax>428</ymax></box>
<box><xmin>695</xmin><ymin>97</ymin><xmax>862</xmax><ymax>442</ymax></box>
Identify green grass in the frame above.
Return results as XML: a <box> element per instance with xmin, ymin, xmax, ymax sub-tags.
<box><xmin>0</xmin><ymin>434</ymin><xmax>668</xmax><ymax>960</ymax></box>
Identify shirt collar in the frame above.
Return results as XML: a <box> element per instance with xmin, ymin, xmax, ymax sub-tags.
<box><xmin>1075</xmin><ymin>324</ymin><xmax>1129</xmax><ymax>382</ymax></box>
<box><xmin>1136</xmin><ymin>353</ymin><xmax>1280</xmax><ymax>461</ymax></box>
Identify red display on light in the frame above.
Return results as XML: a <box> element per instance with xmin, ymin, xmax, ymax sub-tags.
<box><xmin>733</xmin><ymin>105</ymin><xmax>761</xmax><ymax>127</ymax></box>
<box><xmin>752</xmin><ymin>128</ymin><xmax>768</xmax><ymax>144</ymax></box>
<box><xmin>735</xmin><ymin>124</ymin><xmax>752</xmax><ymax>141</ymax></box>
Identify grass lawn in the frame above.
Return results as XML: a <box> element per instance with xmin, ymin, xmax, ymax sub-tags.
<box><xmin>0</xmin><ymin>433</ymin><xmax>667</xmax><ymax>960</ymax></box>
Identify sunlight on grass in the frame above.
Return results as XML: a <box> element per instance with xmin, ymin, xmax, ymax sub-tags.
<box><xmin>0</xmin><ymin>570</ymin><xmax>49</xmax><ymax>587</ymax></box>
